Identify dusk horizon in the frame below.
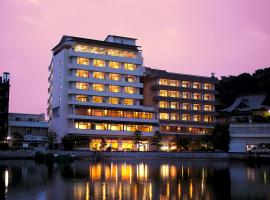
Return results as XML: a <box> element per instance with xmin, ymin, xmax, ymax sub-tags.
<box><xmin>1</xmin><ymin>0</ymin><xmax>270</xmax><ymax>114</ymax></box>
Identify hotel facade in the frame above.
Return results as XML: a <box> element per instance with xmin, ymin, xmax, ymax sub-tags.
<box><xmin>48</xmin><ymin>35</ymin><xmax>217</xmax><ymax>151</ymax></box>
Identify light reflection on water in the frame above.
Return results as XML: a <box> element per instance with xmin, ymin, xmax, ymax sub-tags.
<box><xmin>0</xmin><ymin>160</ymin><xmax>270</xmax><ymax>200</ymax></box>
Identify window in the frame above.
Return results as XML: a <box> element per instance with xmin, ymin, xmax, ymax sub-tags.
<box><xmin>110</xmin><ymin>110</ymin><xmax>123</xmax><ymax>117</ymax></box>
<box><xmin>182</xmin><ymin>92</ymin><xmax>190</xmax><ymax>99</ymax></box>
<box><xmin>169</xmin><ymin>90</ymin><xmax>179</xmax><ymax>98</ymax></box>
<box><xmin>124</xmin><ymin>99</ymin><xmax>134</xmax><ymax>105</ymax></box>
<box><xmin>93</xmin><ymin>72</ymin><xmax>105</xmax><ymax>79</ymax></box>
<box><xmin>182</xmin><ymin>114</ymin><xmax>190</xmax><ymax>121</ymax></box>
<box><xmin>193</xmin><ymin>104</ymin><xmax>201</xmax><ymax>110</ymax></box>
<box><xmin>124</xmin><ymin>63</ymin><xmax>136</xmax><ymax>70</ymax></box>
<box><xmin>193</xmin><ymin>93</ymin><xmax>201</xmax><ymax>100</ymax></box>
<box><xmin>92</xmin><ymin>109</ymin><xmax>104</xmax><ymax>117</ymax></box>
<box><xmin>204</xmin><ymin>105</ymin><xmax>212</xmax><ymax>111</ymax></box>
<box><xmin>93</xmin><ymin>123</ymin><xmax>107</xmax><ymax>130</ymax></box>
<box><xmin>193</xmin><ymin>115</ymin><xmax>201</xmax><ymax>122</ymax></box>
<box><xmin>124</xmin><ymin>87</ymin><xmax>136</xmax><ymax>94</ymax></box>
<box><xmin>182</xmin><ymin>81</ymin><xmax>190</xmax><ymax>88</ymax></box>
<box><xmin>108</xmin><ymin>97</ymin><xmax>119</xmax><ymax>104</ymax></box>
<box><xmin>76</xmin><ymin>82</ymin><xmax>89</xmax><ymax>90</ymax></box>
<box><xmin>159</xmin><ymin>79</ymin><xmax>168</xmax><ymax>85</ymax></box>
<box><xmin>140</xmin><ymin>125</ymin><xmax>152</xmax><ymax>132</ymax></box>
<box><xmin>92</xmin><ymin>96</ymin><xmax>105</xmax><ymax>103</ymax></box>
<box><xmin>160</xmin><ymin>113</ymin><xmax>169</xmax><ymax>120</ymax></box>
<box><xmin>74</xmin><ymin>45</ymin><xmax>90</xmax><ymax>52</ymax></box>
<box><xmin>204</xmin><ymin>94</ymin><xmax>212</xmax><ymax>101</ymax></box>
<box><xmin>109</xmin><ymin>124</ymin><xmax>123</xmax><ymax>131</ymax></box>
<box><xmin>170</xmin><ymin>102</ymin><xmax>178</xmax><ymax>109</ymax></box>
<box><xmin>193</xmin><ymin>82</ymin><xmax>201</xmax><ymax>89</ymax></box>
<box><xmin>159</xmin><ymin>101</ymin><xmax>169</xmax><ymax>108</ymax></box>
<box><xmin>76</xmin><ymin>95</ymin><xmax>88</xmax><ymax>102</ymax></box>
<box><xmin>93</xmin><ymin>59</ymin><xmax>105</xmax><ymax>67</ymax></box>
<box><xmin>109</xmin><ymin>85</ymin><xmax>121</xmax><ymax>93</ymax></box>
<box><xmin>204</xmin><ymin>115</ymin><xmax>212</xmax><ymax>122</ymax></box>
<box><xmin>109</xmin><ymin>73</ymin><xmax>121</xmax><ymax>81</ymax></box>
<box><xmin>77</xmin><ymin>57</ymin><xmax>89</xmax><ymax>65</ymax></box>
<box><xmin>169</xmin><ymin>80</ymin><xmax>179</xmax><ymax>87</ymax></box>
<box><xmin>75</xmin><ymin>122</ymin><xmax>91</xmax><ymax>129</ymax></box>
<box><xmin>171</xmin><ymin>113</ymin><xmax>179</xmax><ymax>120</ymax></box>
<box><xmin>159</xmin><ymin>90</ymin><xmax>168</xmax><ymax>96</ymax></box>
<box><xmin>92</xmin><ymin>84</ymin><xmax>105</xmax><ymax>91</ymax></box>
<box><xmin>76</xmin><ymin>70</ymin><xmax>89</xmax><ymax>78</ymax></box>
<box><xmin>109</xmin><ymin>61</ymin><xmax>121</xmax><ymax>69</ymax></box>
<box><xmin>204</xmin><ymin>83</ymin><xmax>213</xmax><ymax>90</ymax></box>
<box><xmin>141</xmin><ymin>112</ymin><xmax>152</xmax><ymax>119</ymax></box>
<box><xmin>124</xmin><ymin>125</ymin><xmax>136</xmax><ymax>132</ymax></box>
<box><xmin>182</xmin><ymin>103</ymin><xmax>190</xmax><ymax>110</ymax></box>
<box><xmin>125</xmin><ymin>75</ymin><xmax>136</xmax><ymax>82</ymax></box>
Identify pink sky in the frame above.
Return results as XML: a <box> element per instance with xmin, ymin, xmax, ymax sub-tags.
<box><xmin>0</xmin><ymin>0</ymin><xmax>270</xmax><ymax>114</ymax></box>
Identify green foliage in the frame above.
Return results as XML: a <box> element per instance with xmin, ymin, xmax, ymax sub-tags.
<box><xmin>151</xmin><ymin>130</ymin><xmax>162</xmax><ymax>151</ymax></box>
<box><xmin>212</xmin><ymin>124</ymin><xmax>230</xmax><ymax>152</ymax></box>
<box><xmin>217</xmin><ymin>67</ymin><xmax>270</xmax><ymax>109</ymax></box>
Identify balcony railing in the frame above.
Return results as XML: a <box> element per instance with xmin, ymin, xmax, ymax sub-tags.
<box><xmin>230</xmin><ymin>123</ymin><xmax>270</xmax><ymax>135</ymax></box>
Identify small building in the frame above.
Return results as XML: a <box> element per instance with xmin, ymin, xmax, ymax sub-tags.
<box><xmin>221</xmin><ymin>93</ymin><xmax>270</xmax><ymax>123</ymax></box>
<box><xmin>229</xmin><ymin>123</ymin><xmax>270</xmax><ymax>152</ymax></box>
<box><xmin>7</xmin><ymin>113</ymin><xmax>49</xmax><ymax>150</ymax></box>
<box><xmin>0</xmin><ymin>72</ymin><xmax>10</xmax><ymax>142</ymax></box>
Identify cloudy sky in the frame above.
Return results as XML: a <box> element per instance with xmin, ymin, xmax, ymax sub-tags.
<box><xmin>1</xmin><ymin>0</ymin><xmax>270</xmax><ymax>114</ymax></box>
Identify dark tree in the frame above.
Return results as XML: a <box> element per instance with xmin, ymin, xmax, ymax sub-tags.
<box><xmin>134</xmin><ymin>130</ymin><xmax>143</xmax><ymax>151</ymax></box>
<box><xmin>62</xmin><ymin>135</ymin><xmax>75</xmax><ymax>150</ymax></box>
<box><xmin>175</xmin><ymin>135</ymin><xmax>191</xmax><ymax>151</ymax></box>
<box><xmin>99</xmin><ymin>137</ymin><xmax>107</xmax><ymax>151</ymax></box>
<box><xmin>151</xmin><ymin>130</ymin><xmax>162</xmax><ymax>151</ymax></box>
<box><xmin>212</xmin><ymin>124</ymin><xmax>230</xmax><ymax>152</ymax></box>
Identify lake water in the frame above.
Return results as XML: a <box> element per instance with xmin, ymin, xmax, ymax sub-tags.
<box><xmin>0</xmin><ymin>159</ymin><xmax>270</xmax><ymax>200</ymax></box>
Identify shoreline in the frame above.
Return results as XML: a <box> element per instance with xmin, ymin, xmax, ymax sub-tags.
<box><xmin>0</xmin><ymin>150</ymin><xmax>270</xmax><ymax>161</ymax></box>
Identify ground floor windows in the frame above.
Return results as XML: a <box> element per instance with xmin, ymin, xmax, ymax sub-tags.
<box><xmin>160</xmin><ymin>125</ymin><xmax>210</xmax><ymax>134</ymax></box>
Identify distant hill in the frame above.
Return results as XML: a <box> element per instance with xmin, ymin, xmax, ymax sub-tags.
<box><xmin>216</xmin><ymin>67</ymin><xmax>270</xmax><ymax>110</ymax></box>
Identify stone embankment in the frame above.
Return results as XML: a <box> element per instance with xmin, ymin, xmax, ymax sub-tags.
<box><xmin>0</xmin><ymin>150</ymin><xmax>270</xmax><ymax>161</ymax></box>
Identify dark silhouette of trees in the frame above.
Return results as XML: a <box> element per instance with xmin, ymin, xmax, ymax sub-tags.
<box><xmin>151</xmin><ymin>130</ymin><xmax>162</xmax><ymax>151</ymax></box>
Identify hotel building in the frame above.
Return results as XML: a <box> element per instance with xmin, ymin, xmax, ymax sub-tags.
<box><xmin>48</xmin><ymin>35</ymin><xmax>158</xmax><ymax>151</ymax></box>
<box><xmin>143</xmin><ymin>68</ymin><xmax>218</xmax><ymax>150</ymax></box>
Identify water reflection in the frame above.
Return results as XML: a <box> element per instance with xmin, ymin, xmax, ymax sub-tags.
<box><xmin>0</xmin><ymin>160</ymin><xmax>270</xmax><ymax>200</ymax></box>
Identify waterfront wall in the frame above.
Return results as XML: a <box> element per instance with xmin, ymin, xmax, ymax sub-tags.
<box><xmin>1</xmin><ymin>150</ymin><xmax>269</xmax><ymax>160</ymax></box>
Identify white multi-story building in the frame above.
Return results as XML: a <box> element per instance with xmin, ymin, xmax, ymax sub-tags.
<box><xmin>48</xmin><ymin>35</ymin><xmax>158</xmax><ymax>151</ymax></box>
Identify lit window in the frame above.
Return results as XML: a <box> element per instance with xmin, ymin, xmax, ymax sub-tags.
<box><xmin>171</xmin><ymin>113</ymin><xmax>179</xmax><ymax>120</ymax></box>
<box><xmin>109</xmin><ymin>124</ymin><xmax>123</xmax><ymax>131</ymax></box>
<box><xmin>109</xmin><ymin>61</ymin><xmax>121</xmax><ymax>69</ymax></box>
<box><xmin>76</xmin><ymin>82</ymin><xmax>89</xmax><ymax>90</ymax></box>
<box><xmin>92</xmin><ymin>109</ymin><xmax>104</xmax><ymax>117</ymax></box>
<box><xmin>159</xmin><ymin>79</ymin><xmax>168</xmax><ymax>85</ymax></box>
<box><xmin>108</xmin><ymin>97</ymin><xmax>119</xmax><ymax>104</ymax></box>
<box><xmin>109</xmin><ymin>73</ymin><xmax>121</xmax><ymax>81</ymax></box>
<box><xmin>193</xmin><ymin>104</ymin><xmax>201</xmax><ymax>110</ymax></box>
<box><xmin>75</xmin><ymin>122</ymin><xmax>91</xmax><ymax>129</ymax></box>
<box><xmin>182</xmin><ymin>92</ymin><xmax>190</xmax><ymax>99</ymax></box>
<box><xmin>193</xmin><ymin>82</ymin><xmax>201</xmax><ymax>89</ymax></box>
<box><xmin>124</xmin><ymin>87</ymin><xmax>136</xmax><ymax>94</ymax></box>
<box><xmin>93</xmin><ymin>59</ymin><xmax>105</xmax><ymax>67</ymax></box>
<box><xmin>204</xmin><ymin>105</ymin><xmax>212</xmax><ymax>111</ymax></box>
<box><xmin>124</xmin><ymin>99</ymin><xmax>134</xmax><ymax>105</ymax></box>
<box><xmin>93</xmin><ymin>84</ymin><xmax>105</xmax><ymax>92</ymax></box>
<box><xmin>182</xmin><ymin>103</ymin><xmax>190</xmax><ymax>110</ymax></box>
<box><xmin>141</xmin><ymin>112</ymin><xmax>152</xmax><ymax>119</ymax></box>
<box><xmin>169</xmin><ymin>90</ymin><xmax>179</xmax><ymax>98</ymax></box>
<box><xmin>193</xmin><ymin>93</ymin><xmax>201</xmax><ymax>100</ymax></box>
<box><xmin>170</xmin><ymin>102</ymin><xmax>178</xmax><ymax>109</ymax></box>
<box><xmin>160</xmin><ymin>113</ymin><xmax>169</xmax><ymax>120</ymax></box>
<box><xmin>182</xmin><ymin>114</ymin><xmax>190</xmax><ymax>121</ymax></box>
<box><xmin>93</xmin><ymin>123</ymin><xmax>107</xmax><ymax>130</ymax></box>
<box><xmin>204</xmin><ymin>94</ymin><xmax>212</xmax><ymax>101</ymax></box>
<box><xmin>193</xmin><ymin>115</ymin><xmax>201</xmax><ymax>122</ymax></box>
<box><xmin>76</xmin><ymin>70</ymin><xmax>89</xmax><ymax>78</ymax></box>
<box><xmin>182</xmin><ymin>81</ymin><xmax>190</xmax><ymax>88</ymax></box>
<box><xmin>204</xmin><ymin>115</ymin><xmax>212</xmax><ymax>122</ymax></box>
<box><xmin>159</xmin><ymin>90</ymin><xmax>168</xmax><ymax>96</ymax></box>
<box><xmin>140</xmin><ymin>125</ymin><xmax>152</xmax><ymax>132</ymax></box>
<box><xmin>124</xmin><ymin>63</ymin><xmax>136</xmax><ymax>70</ymax></box>
<box><xmin>125</xmin><ymin>75</ymin><xmax>136</xmax><ymax>82</ymax></box>
<box><xmin>77</xmin><ymin>57</ymin><xmax>89</xmax><ymax>65</ymax></box>
<box><xmin>124</xmin><ymin>125</ymin><xmax>136</xmax><ymax>132</ymax></box>
<box><xmin>169</xmin><ymin>80</ymin><xmax>179</xmax><ymax>87</ymax></box>
<box><xmin>93</xmin><ymin>72</ymin><xmax>105</xmax><ymax>79</ymax></box>
<box><xmin>204</xmin><ymin>83</ymin><xmax>213</xmax><ymax>90</ymax></box>
<box><xmin>74</xmin><ymin>45</ymin><xmax>90</xmax><ymax>52</ymax></box>
<box><xmin>92</xmin><ymin>96</ymin><xmax>105</xmax><ymax>103</ymax></box>
<box><xmin>159</xmin><ymin>101</ymin><xmax>169</xmax><ymax>108</ymax></box>
<box><xmin>76</xmin><ymin>95</ymin><xmax>88</xmax><ymax>102</ymax></box>
<box><xmin>109</xmin><ymin>85</ymin><xmax>121</xmax><ymax>93</ymax></box>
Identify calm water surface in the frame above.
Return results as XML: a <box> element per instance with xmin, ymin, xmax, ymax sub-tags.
<box><xmin>0</xmin><ymin>159</ymin><xmax>270</xmax><ymax>200</ymax></box>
